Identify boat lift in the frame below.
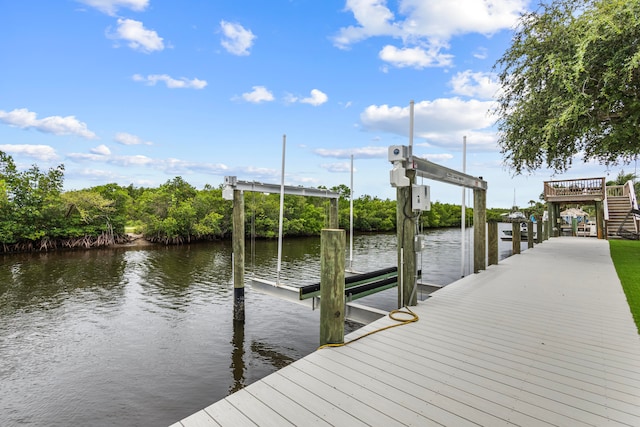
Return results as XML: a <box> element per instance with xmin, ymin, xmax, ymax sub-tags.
<box><xmin>389</xmin><ymin>144</ymin><xmax>488</xmax><ymax>307</ymax></box>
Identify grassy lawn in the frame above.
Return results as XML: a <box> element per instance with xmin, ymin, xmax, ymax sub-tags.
<box><xmin>609</xmin><ymin>240</ymin><xmax>640</xmax><ymax>333</ymax></box>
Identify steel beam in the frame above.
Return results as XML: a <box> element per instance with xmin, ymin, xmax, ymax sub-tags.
<box><xmin>223</xmin><ymin>176</ymin><xmax>339</xmax><ymax>200</ymax></box>
<box><xmin>410</xmin><ymin>155</ymin><xmax>487</xmax><ymax>190</ymax></box>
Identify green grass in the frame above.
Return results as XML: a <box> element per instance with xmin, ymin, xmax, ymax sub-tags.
<box><xmin>609</xmin><ymin>240</ymin><xmax>640</xmax><ymax>333</ymax></box>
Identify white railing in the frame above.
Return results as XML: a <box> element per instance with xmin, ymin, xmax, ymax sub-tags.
<box><xmin>624</xmin><ymin>180</ymin><xmax>640</xmax><ymax>232</ymax></box>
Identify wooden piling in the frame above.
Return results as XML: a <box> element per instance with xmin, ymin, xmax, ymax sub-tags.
<box><xmin>319</xmin><ymin>229</ymin><xmax>345</xmax><ymax>346</ymax></box>
<box><xmin>527</xmin><ymin>221</ymin><xmax>534</xmax><ymax>249</ymax></box>
<box><xmin>547</xmin><ymin>202</ymin><xmax>556</xmax><ymax>237</ymax></box>
<box><xmin>512</xmin><ymin>222</ymin><xmax>521</xmax><ymax>255</ymax></box>
<box><xmin>488</xmin><ymin>221</ymin><xmax>498</xmax><ymax>266</ymax></box>
<box><xmin>543</xmin><ymin>220</ymin><xmax>549</xmax><ymax>241</ymax></box>
<box><xmin>595</xmin><ymin>200</ymin><xmax>605</xmax><ymax>239</ymax></box>
<box><xmin>536</xmin><ymin>219</ymin><xmax>543</xmax><ymax>244</ymax></box>
<box><xmin>396</xmin><ymin>179</ymin><xmax>417</xmax><ymax>308</ymax></box>
<box><xmin>232</xmin><ymin>189</ymin><xmax>245</xmax><ymax>322</ymax></box>
<box><xmin>473</xmin><ymin>188</ymin><xmax>487</xmax><ymax>273</ymax></box>
<box><xmin>329</xmin><ymin>198</ymin><xmax>339</xmax><ymax>229</ymax></box>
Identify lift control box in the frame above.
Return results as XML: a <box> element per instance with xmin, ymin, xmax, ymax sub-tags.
<box><xmin>412</xmin><ymin>184</ymin><xmax>430</xmax><ymax>211</ymax></box>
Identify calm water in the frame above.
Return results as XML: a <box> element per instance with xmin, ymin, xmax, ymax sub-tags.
<box><xmin>0</xmin><ymin>227</ymin><xmax>523</xmax><ymax>426</ymax></box>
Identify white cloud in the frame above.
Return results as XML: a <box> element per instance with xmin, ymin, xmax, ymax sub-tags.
<box><xmin>0</xmin><ymin>144</ymin><xmax>57</xmax><ymax>161</ymax></box>
<box><xmin>77</xmin><ymin>0</ymin><xmax>148</xmax><ymax>16</ymax></box>
<box><xmin>449</xmin><ymin>70</ymin><xmax>500</xmax><ymax>99</ymax></box>
<box><xmin>0</xmin><ymin>108</ymin><xmax>97</xmax><ymax>139</ymax></box>
<box><xmin>473</xmin><ymin>47</ymin><xmax>488</xmax><ymax>60</ymax></box>
<box><xmin>420</xmin><ymin>153</ymin><xmax>454</xmax><ymax>162</ymax></box>
<box><xmin>109</xmin><ymin>154</ymin><xmax>155</xmax><ymax>166</ymax></box>
<box><xmin>397</xmin><ymin>0</ymin><xmax>527</xmax><ymax>39</ymax></box>
<box><xmin>132</xmin><ymin>74</ymin><xmax>207</xmax><ymax>89</ymax></box>
<box><xmin>67</xmin><ymin>152</ymin><xmax>107</xmax><ymax>161</ymax></box>
<box><xmin>314</xmin><ymin>146</ymin><xmax>388</xmax><ymax>159</ymax></box>
<box><xmin>320</xmin><ymin>162</ymin><xmax>354</xmax><ymax>173</ymax></box>
<box><xmin>90</xmin><ymin>144</ymin><xmax>111</xmax><ymax>156</ymax></box>
<box><xmin>113</xmin><ymin>132</ymin><xmax>153</xmax><ymax>145</ymax></box>
<box><xmin>109</xmin><ymin>18</ymin><xmax>164</xmax><ymax>53</ymax></box>
<box><xmin>333</xmin><ymin>0</ymin><xmax>401</xmax><ymax>49</ymax></box>
<box><xmin>220</xmin><ymin>21</ymin><xmax>256</xmax><ymax>56</ymax></box>
<box><xmin>378</xmin><ymin>44</ymin><xmax>453</xmax><ymax>68</ymax></box>
<box><xmin>240</xmin><ymin>86</ymin><xmax>274</xmax><ymax>103</ymax></box>
<box><xmin>334</xmin><ymin>0</ymin><xmax>527</xmax><ymax>68</ymax></box>
<box><xmin>360</xmin><ymin>98</ymin><xmax>498</xmax><ymax>151</ymax></box>
<box><xmin>114</xmin><ymin>132</ymin><xmax>152</xmax><ymax>145</ymax></box>
<box><xmin>300</xmin><ymin>89</ymin><xmax>328</xmax><ymax>106</ymax></box>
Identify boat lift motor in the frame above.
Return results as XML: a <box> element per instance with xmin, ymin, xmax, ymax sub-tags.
<box><xmin>389</xmin><ymin>145</ymin><xmax>411</xmax><ymax>188</ymax></box>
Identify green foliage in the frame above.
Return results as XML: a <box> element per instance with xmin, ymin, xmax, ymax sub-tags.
<box><xmin>1</xmin><ymin>150</ymin><xmax>528</xmax><ymax>250</ymax></box>
<box><xmin>494</xmin><ymin>0</ymin><xmax>640</xmax><ymax>174</ymax></box>
<box><xmin>134</xmin><ymin>177</ymin><xmax>228</xmax><ymax>243</ymax></box>
<box><xmin>0</xmin><ymin>151</ymin><xmax>65</xmax><ymax>243</ymax></box>
<box><xmin>609</xmin><ymin>240</ymin><xmax>640</xmax><ymax>332</ymax></box>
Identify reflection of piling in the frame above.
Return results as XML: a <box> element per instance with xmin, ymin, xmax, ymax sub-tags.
<box><xmin>233</xmin><ymin>189</ymin><xmax>245</xmax><ymax>322</ymax></box>
<box><xmin>319</xmin><ymin>229</ymin><xmax>345</xmax><ymax>347</ymax></box>
<box><xmin>512</xmin><ymin>222</ymin><xmax>521</xmax><ymax>255</ymax></box>
<box><xmin>229</xmin><ymin>319</ymin><xmax>245</xmax><ymax>394</ymax></box>
<box><xmin>488</xmin><ymin>221</ymin><xmax>498</xmax><ymax>266</ymax></box>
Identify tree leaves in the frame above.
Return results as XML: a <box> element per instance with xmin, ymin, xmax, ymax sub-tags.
<box><xmin>494</xmin><ymin>0</ymin><xmax>640</xmax><ymax>174</ymax></box>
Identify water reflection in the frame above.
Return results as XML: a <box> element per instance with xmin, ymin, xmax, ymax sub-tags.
<box><xmin>0</xmin><ymin>228</ymin><xmax>533</xmax><ymax>427</ymax></box>
<box><xmin>229</xmin><ymin>319</ymin><xmax>245</xmax><ymax>394</ymax></box>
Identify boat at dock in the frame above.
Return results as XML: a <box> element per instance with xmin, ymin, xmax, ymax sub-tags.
<box><xmin>500</xmin><ymin>221</ymin><xmax>536</xmax><ymax>241</ymax></box>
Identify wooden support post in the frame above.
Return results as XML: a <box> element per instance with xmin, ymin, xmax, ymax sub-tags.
<box><xmin>595</xmin><ymin>200</ymin><xmax>605</xmax><ymax>239</ymax></box>
<box><xmin>537</xmin><ymin>219</ymin><xmax>543</xmax><ymax>244</ymax></box>
<box><xmin>512</xmin><ymin>222</ymin><xmax>521</xmax><ymax>255</ymax></box>
<box><xmin>487</xmin><ymin>221</ymin><xmax>498</xmax><ymax>266</ymax></box>
<box><xmin>319</xmin><ymin>229</ymin><xmax>345</xmax><ymax>347</ymax></box>
<box><xmin>555</xmin><ymin>204</ymin><xmax>562</xmax><ymax>237</ymax></box>
<box><xmin>571</xmin><ymin>217</ymin><xmax>578</xmax><ymax>236</ymax></box>
<box><xmin>473</xmin><ymin>188</ymin><xmax>487</xmax><ymax>273</ymax></box>
<box><xmin>544</xmin><ymin>220</ymin><xmax>550</xmax><ymax>240</ymax></box>
<box><xmin>329</xmin><ymin>198</ymin><xmax>339</xmax><ymax>229</ymax></box>
<box><xmin>527</xmin><ymin>221</ymin><xmax>534</xmax><ymax>249</ymax></box>
<box><xmin>396</xmin><ymin>180</ymin><xmax>417</xmax><ymax>308</ymax></box>
<box><xmin>232</xmin><ymin>189</ymin><xmax>245</xmax><ymax>322</ymax></box>
<box><xmin>547</xmin><ymin>202</ymin><xmax>555</xmax><ymax>237</ymax></box>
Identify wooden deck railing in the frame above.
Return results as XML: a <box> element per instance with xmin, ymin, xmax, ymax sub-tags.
<box><xmin>544</xmin><ymin>177</ymin><xmax>606</xmax><ymax>202</ymax></box>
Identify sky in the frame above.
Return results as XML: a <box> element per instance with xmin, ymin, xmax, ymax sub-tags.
<box><xmin>0</xmin><ymin>0</ymin><xmax>633</xmax><ymax>209</ymax></box>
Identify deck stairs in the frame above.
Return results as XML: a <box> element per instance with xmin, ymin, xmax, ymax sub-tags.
<box><xmin>606</xmin><ymin>195</ymin><xmax>634</xmax><ymax>238</ymax></box>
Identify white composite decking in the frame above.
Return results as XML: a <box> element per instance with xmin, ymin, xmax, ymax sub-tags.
<box><xmin>172</xmin><ymin>238</ymin><xmax>640</xmax><ymax>426</ymax></box>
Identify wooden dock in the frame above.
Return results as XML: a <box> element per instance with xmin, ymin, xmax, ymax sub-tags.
<box><xmin>172</xmin><ymin>237</ymin><xmax>640</xmax><ymax>426</ymax></box>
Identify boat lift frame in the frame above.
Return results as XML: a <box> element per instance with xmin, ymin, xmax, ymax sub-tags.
<box><xmin>389</xmin><ymin>144</ymin><xmax>488</xmax><ymax>307</ymax></box>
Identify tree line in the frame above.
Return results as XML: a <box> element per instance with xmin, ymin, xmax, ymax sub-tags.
<box><xmin>0</xmin><ymin>151</ymin><xmax>515</xmax><ymax>253</ymax></box>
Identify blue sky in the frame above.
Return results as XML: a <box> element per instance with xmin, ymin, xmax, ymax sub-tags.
<box><xmin>0</xmin><ymin>0</ymin><xmax>627</xmax><ymax>208</ymax></box>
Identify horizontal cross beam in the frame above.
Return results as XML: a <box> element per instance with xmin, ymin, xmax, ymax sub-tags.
<box><xmin>223</xmin><ymin>176</ymin><xmax>339</xmax><ymax>200</ymax></box>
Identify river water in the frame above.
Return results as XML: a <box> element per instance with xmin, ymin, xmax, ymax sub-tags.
<box><xmin>0</xmin><ymin>227</ymin><xmax>523</xmax><ymax>426</ymax></box>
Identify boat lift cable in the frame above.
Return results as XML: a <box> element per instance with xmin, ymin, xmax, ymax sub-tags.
<box><xmin>318</xmin><ymin>306</ymin><xmax>419</xmax><ymax>350</ymax></box>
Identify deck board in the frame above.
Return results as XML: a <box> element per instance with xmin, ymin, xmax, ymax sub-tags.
<box><xmin>172</xmin><ymin>238</ymin><xmax>640</xmax><ymax>426</ymax></box>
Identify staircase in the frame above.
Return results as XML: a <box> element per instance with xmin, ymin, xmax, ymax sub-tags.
<box><xmin>606</xmin><ymin>195</ymin><xmax>633</xmax><ymax>238</ymax></box>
